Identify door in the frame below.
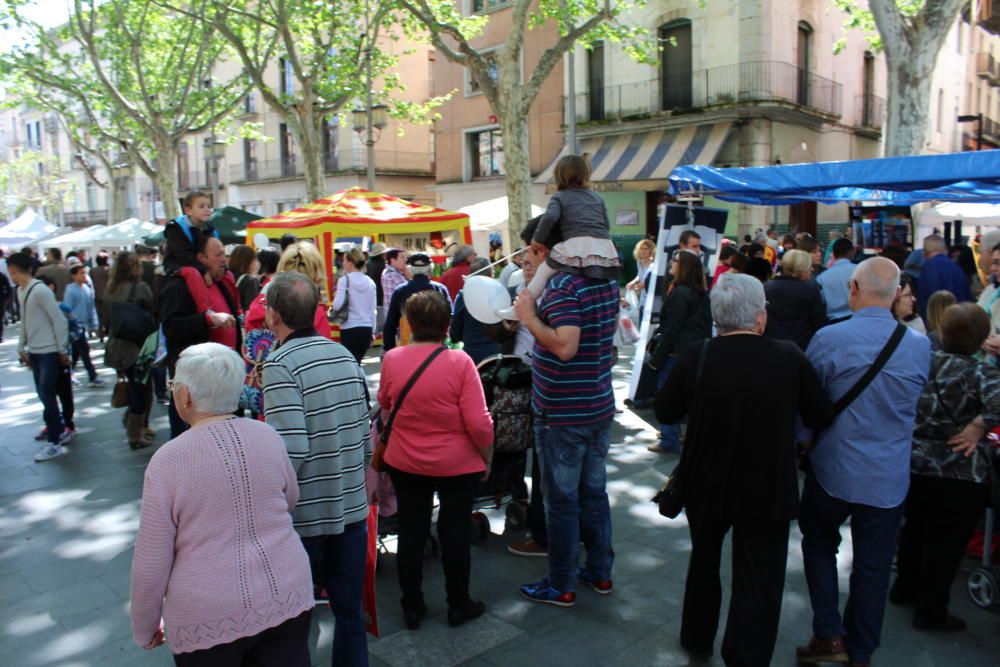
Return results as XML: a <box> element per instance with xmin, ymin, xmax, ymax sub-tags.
<box><xmin>660</xmin><ymin>20</ymin><xmax>692</xmax><ymax>110</ymax></box>
<box><xmin>588</xmin><ymin>42</ymin><xmax>605</xmax><ymax>121</ymax></box>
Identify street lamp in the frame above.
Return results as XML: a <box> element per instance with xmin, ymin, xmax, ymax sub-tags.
<box><xmin>958</xmin><ymin>113</ymin><xmax>983</xmax><ymax>151</ymax></box>
<box><xmin>352</xmin><ymin>103</ymin><xmax>387</xmax><ymax>190</ymax></box>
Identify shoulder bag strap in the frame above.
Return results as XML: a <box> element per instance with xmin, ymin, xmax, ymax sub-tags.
<box><xmin>21</xmin><ymin>281</ymin><xmax>40</xmax><ymax>321</ymax></box>
<box><xmin>382</xmin><ymin>346</ymin><xmax>447</xmax><ymax>442</ymax></box>
<box><xmin>832</xmin><ymin>322</ymin><xmax>907</xmax><ymax>416</ymax></box>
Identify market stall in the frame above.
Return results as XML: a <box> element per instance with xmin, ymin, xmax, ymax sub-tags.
<box><xmin>0</xmin><ymin>208</ymin><xmax>59</xmax><ymax>248</ymax></box>
<box><xmin>458</xmin><ymin>196</ymin><xmax>545</xmax><ymax>259</ymax></box>
<box><xmin>247</xmin><ymin>187</ymin><xmax>472</xmax><ymax>301</ymax></box>
<box><xmin>45</xmin><ymin>218</ymin><xmax>159</xmax><ymax>253</ymax></box>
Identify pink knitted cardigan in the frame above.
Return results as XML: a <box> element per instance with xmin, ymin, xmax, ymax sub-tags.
<box><xmin>130</xmin><ymin>418</ymin><xmax>314</xmax><ymax>654</ymax></box>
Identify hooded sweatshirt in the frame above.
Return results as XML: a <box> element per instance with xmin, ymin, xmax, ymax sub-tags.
<box><xmin>332</xmin><ymin>271</ymin><xmax>377</xmax><ymax>329</ymax></box>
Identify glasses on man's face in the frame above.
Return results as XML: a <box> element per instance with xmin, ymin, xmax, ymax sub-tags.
<box><xmin>166</xmin><ymin>379</ymin><xmax>181</xmax><ymax>393</ymax></box>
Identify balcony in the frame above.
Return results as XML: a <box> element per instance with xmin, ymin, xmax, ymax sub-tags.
<box><xmin>856</xmin><ymin>94</ymin><xmax>886</xmax><ymax>130</ymax></box>
<box><xmin>974</xmin><ymin>1</ymin><xmax>1000</xmax><ymax>35</ymax></box>
<box><xmin>63</xmin><ymin>211</ymin><xmax>107</xmax><ymax>227</ymax></box>
<box><xmin>574</xmin><ymin>60</ymin><xmax>843</xmax><ymax>124</ymax></box>
<box><xmin>976</xmin><ymin>53</ymin><xmax>1000</xmax><ymax>85</ymax></box>
<box><xmin>177</xmin><ymin>169</ymin><xmax>222</xmax><ymax>191</ymax></box>
<box><xmin>229</xmin><ymin>150</ymin><xmax>433</xmax><ymax>183</ymax></box>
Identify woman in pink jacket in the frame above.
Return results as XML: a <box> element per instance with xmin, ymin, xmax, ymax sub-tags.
<box><xmin>377</xmin><ymin>290</ymin><xmax>494</xmax><ymax>631</ymax></box>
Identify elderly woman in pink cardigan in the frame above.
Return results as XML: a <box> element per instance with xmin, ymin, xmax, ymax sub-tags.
<box><xmin>130</xmin><ymin>343</ymin><xmax>314</xmax><ymax>666</ymax></box>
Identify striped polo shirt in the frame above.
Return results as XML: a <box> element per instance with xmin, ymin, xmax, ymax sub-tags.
<box><xmin>532</xmin><ymin>273</ymin><xmax>620</xmax><ymax>426</ymax></box>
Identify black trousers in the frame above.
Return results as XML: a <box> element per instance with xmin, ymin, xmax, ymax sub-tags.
<box><xmin>55</xmin><ymin>363</ymin><xmax>74</xmax><ymax>430</ymax></box>
<box><xmin>171</xmin><ymin>610</ymin><xmax>311</xmax><ymax>667</ymax></box>
<box><xmin>528</xmin><ymin>438</ymin><xmax>547</xmax><ymax>546</ymax></box>
<box><xmin>894</xmin><ymin>475</ymin><xmax>987</xmax><ymax>623</ymax></box>
<box><xmin>339</xmin><ymin>326</ymin><xmax>372</xmax><ymax>363</ymax></box>
<box><xmin>387</xmin><ymin>467</ymin><xmax>479</xmax><ymax>610</ymax></box>
<box><xmin>681</xmin><ymin>511</ymin><xmax>790</xmax><ymax>667</ymax></box>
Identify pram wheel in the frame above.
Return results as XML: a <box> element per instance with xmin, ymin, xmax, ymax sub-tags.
<box><xmin>505</xmin><ymin>501</ymin><xmax>527</xmax><ymax>530</ymax></box>
<box><xmin>967</xmin><ymin>567</ymin><xmax>997</xmax><ymax>608</ymax></box>
<box><xmin>471</xmin><ymin>511</ymin><xmax>490</xmax><ymax>543</ymax></box>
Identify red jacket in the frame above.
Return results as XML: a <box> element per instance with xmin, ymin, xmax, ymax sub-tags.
<box><xmin>438</xmin><ymin>262</ymin><xmax>471</xmax><ymax>301</ymax></box>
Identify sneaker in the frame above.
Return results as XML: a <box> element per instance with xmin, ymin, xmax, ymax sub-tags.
<box><xmin>313</xmin><ymin>586</ymin><xmax>329</xmax><ymax>605</ymax></box>
<box><xmin>34</xmin><ymin>426</ymin><xmax>48</xmax><ymax>441</ymax></box>
<box><xmin>59</xmin><ymin>428</ymin><xmax>76</xmax><ymax>445</ymax></box>
<box><xmin>34</xmin><ymin>444</ymin><xmax>66</xmax><ymax>462</ymax></box>
<box><xmin>88</xmin><ymin>378</ymin><xmax>105</xmax><ymax>388</ymax></box>
<box><xmin>519</xmin><ymin>579</ymin><xmax>576</xmax><ymax>607</ymax></box>
<box><xmin>507</xmin><ymin>539</ymin><xmax>548</xmax><ymax>557</ymax></box>
<box><xmin>70</xmin><ymin>377</ymin><xmax>81</xmax><ymax>387</ymax></box>
<box><xmin>647</xmin><ymin>443</ymin><xmax>681</xmax><ymax>454</ymax></box>
<box><xmin>578</xmin><ymin>570</ymin><xmax>613</xmax><ymax>595</ymax></box>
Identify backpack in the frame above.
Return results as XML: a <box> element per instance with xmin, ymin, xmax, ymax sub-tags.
<box><xmin>240</xmin><ymin>327</ymin><xmax>277</xmax><ymax>416</ymax></box>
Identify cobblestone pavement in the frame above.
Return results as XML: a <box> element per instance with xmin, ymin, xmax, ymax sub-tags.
<box><xmin>0</xmin><ymin>333</ymin><xmax>998</xmax><ymax>666</ymax></box>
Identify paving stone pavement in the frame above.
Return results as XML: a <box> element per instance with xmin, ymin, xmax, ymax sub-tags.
<box><xmin>0</xmin><ymin>331</ymin><xmax>998</xmax><ymax>666</ymax></box>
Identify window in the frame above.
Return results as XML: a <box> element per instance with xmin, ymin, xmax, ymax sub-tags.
<box><xmin>322</xmin><ymin>117</ymin><xmax>338</xmax><ymax>171</ymax></box>
<box><xmin>244</xmin><ymin>93</ymin><xmax>256</xmax><ymax>114</ymax></box>
<box><xmin>468</xmin><ymin>128</ymin><xmax>504</xmax><ymax>178</ymax></box>
<box><xmin>862</xmin><ymin>51</ymin><xmax>875</xmax><ymax>125</ymax></box>
<box><xmin>177</xmin><ymin>142</ymin><xmax>190</xmax><ymax>190</ymax></box>
<box><xmin>279</xmin><ymin>58</ymin><xmax>294</xmax><ymax>96</ymax></box>
<box><xmin>937</xmin><ymin>88</ymin><xmax>944</xmax><ymax>133</ymax></box>
<box><xmin>279</xmin><ymin>123</ymin><xmax>296</xmax><ymax>177</ymax></box>
<box><xmin>797</xmin><ymin>21</ymin><xmax>813</xmax><ymax>106</ymax></box>
<box><xmin>243</xmin><ymin>138</ymin><xmax>257</xmax><ymax>180</ymax></box>
<box><xmin>587</xmin><ymin>41</ymin><xmax>605</xmax><ymax>121</ymax></box>
<box><xmin>659</xmin><ymin>20</ymin><xmax>693</xmax><ymax>110</ymax></box>
<box><xmin>86</xmin><ymin>181</ymin><xmax>96</xmax><ymax>212</ymax></box>
<box><xmin>471</xmin><ymin>0</ymin><xmax>510</xmax><ymax>13</ymax></box>
<box><xmin>25</xmin><ymin>121</ymin><xmax>42</xmax><ymax>149</ymax></box>
<box><xmin>466</xmin><ymin>49</ymin><xmax>500</xmax><ymax>95</ymax></box>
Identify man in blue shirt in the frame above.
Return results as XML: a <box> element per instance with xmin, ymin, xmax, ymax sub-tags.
<box><xmin>796</xmin><ymin>257</ymin><xmax>930</xmax><ymax>667</ymax></box>
<box><xmin>916</xmin><ymin>235</ymin><xmax>972</xmax><ymax>318</ymax></box>
<box><xmin>63</xmin><ymin>265</ymin><xmax>103</xmax><ymax>387</ymax></box>
<box><xmin>815</xmin><ymin>238</ymin><xmax>856</xmax><ymax>322</ymax></box>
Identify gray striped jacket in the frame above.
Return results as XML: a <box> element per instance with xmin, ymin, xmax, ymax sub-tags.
<box><xmin>263</xmin><ymin>333</ymin><xmax>371</xmax><ymax>537</ymax></box>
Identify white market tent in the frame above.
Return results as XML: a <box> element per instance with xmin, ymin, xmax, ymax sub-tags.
<box><xmin>43</xmin><ymin>218</ymin><xmax>160</xmax><ymax>253</ymax></box>
<box><xmin>458</xmin><ymin>196</ymin><xmax>545</xmax><ymax>259</ymax></box>
<box><xmin>0</xmin><ymin>208</ymin><xmax>60</xmax><ymax>248</ymax></box>
<box><xmin>919</xmin><ymin>202</ymin><xmax>1000</xmax><ymax>227</ymax></box>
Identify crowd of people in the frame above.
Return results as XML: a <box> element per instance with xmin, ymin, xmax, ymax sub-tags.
<box><xmin>3</xmin><ymin>167</ymin><xmax>998</xmax><ymax>667</ymax></box>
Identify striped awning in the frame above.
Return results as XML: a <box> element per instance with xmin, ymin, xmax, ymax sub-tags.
<box><xmin>535</xmin><ymin>122</ymin><xmax>732</xmax><ymax>187</ymax></box>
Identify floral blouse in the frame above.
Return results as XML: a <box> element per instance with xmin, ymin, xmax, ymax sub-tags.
<box><xmin>911</xmin><ymin>351</ymin><xmax>1000</xmax><ymax>484</ymax></box>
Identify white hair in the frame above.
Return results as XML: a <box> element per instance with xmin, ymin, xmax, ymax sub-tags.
<box><xmin>711</xmin><ymin>273</ymin><xmax>766</xmax><ymax>332</ymax></box>
<box><xmin>173</xmin><ymin>343</ymin><xmax>246</xmax><ymax>415</ymax></box>
<box><xmin>851</xmin><ymin>257</ymin><xmax>900</xmax><ymax>303</ymax></box>
<box><xmin>410</xmin><ymin>263</ymin><xmax>431</xmax><ymax>276</ymax></box>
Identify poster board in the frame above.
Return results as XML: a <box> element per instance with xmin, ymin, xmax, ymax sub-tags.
<box><xmin>628</xmin><ymin>204</ymin><xmax>728</xmax><ymax>403</ymax></box>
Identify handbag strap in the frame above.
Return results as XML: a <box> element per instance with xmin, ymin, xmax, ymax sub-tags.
<box><xmin>382</xmin><ymin>345</ymin><xmax>447</xmax><ymax>440</ymax></box>
<box><xmin>832</xmin><ymin>322</ymin><xmax>907</xmax><ymax>416</ymax></box>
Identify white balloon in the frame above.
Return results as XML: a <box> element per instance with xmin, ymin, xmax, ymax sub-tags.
<box><xmin>253</xmin><ymin>233</ymin><xmax>270</xmax><ymax>249</ymax></box>
<box><xmin>507</xmin><ymin>269</ymin><xmax>524</xmax><ymax>289</ymax></box>
<box><xmin>462</xmin><ymin>275</ymin><xmax>511</xmax><ymax>325</ymax></box>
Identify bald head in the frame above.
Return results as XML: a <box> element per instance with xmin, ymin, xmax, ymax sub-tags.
<box><xmin>923</xmin><ymin>235</ymin><xmax>947</xmax><ymax>258</ymax></box>
<box><xmin>850</xmin><ymin>257</ymin><xmax>901</xmax><ymax>310</ymax></box>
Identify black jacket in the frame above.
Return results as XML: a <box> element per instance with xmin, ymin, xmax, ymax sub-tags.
<box><xmin>366</xmin><ymin>256</ymin><xmax>386</xmax><ymax>307</ymax></box>
<box><xmin>650</xmin><ymin>284</ymin><xmax>711</xmax><ymax>368</ymax></box>
<box><xmin>763</xmin><ymin>275</ymin><xmax>827</xmax><ymax>351</ymax></box>
<box><xmin>158</xmin><ymin>274</ymin><xmax>242</xmax><ymax>370</ymax></box>
<box><xmin>656</xmin><ymin>335</ymin><xmax>834</xmax><ymax>521</ymax></box>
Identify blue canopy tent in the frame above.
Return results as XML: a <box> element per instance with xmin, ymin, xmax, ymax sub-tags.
<box><xmin>668</xmin><ymin>150</ymin><xmax>1000</xmax><ymax>205</ymax></box>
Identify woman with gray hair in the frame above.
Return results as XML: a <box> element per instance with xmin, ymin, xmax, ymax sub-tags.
<box><xmin>130</xmin><ymin>343</ymin><xmax>314</xmax><ymax>665</ymax></box>
<box><xmin>655</xmin><ymin>273</ymin><xmax>834</xmax><ymax>666</ymax></box>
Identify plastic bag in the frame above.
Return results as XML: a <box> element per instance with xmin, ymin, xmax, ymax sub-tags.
<box><xmin>616</xmin><ymin>312</ymin><xmax>641</xmax><ymax>346</ymax></box>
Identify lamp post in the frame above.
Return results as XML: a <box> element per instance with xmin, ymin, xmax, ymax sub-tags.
<box><xmin>958</xmin><ymin>113</ymin><xmax>983</xmax><ymax>151</ymax></box>
<box><xmin>352</xmin><ymin>103</ymin><xmax>387</xmax><ymax>191</ymax></box>
<box><xmin>111</xmin><ymin>161</ymin><xmax>131</xmax><ymax>223</ymax></box>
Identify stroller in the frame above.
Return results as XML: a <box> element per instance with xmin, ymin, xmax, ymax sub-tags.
<box><xmin>967</xmin><ymin>434</ymin><xmax>1000</xmax><ymax>608</ymax></box>
<box><xmin>469</xmin><ymin>354</ymin><xmax>534</xmax><ymax>542</ymax></box>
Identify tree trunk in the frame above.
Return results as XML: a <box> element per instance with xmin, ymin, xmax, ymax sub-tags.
<box><xmin>107</xmin><ymin>182</ymin><xmax>124</xmax><ymax>226</ymax></box>
<box><xmin>154</xmin><ymin>139</ymin><xmax>180</xmax><ymax>220</ymax></box>
<box><xmin>499</xmin><ymin>96</ymin><xmax>532</xmax><ymax>242</ymax></box>
<box><xmin>297</xmin><ymin>108</ymin><xmax>326</xmax><ymax>202</ymax></box>
<box><xmin>883</xmin><ymin>47</ymin><xmax>938</xmax><ymax>157</ymax></box>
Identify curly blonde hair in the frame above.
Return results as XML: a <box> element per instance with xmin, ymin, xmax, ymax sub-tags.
<box><xmin>633</xmin><ymin>239</ymin><xmax>656</xmax><ymax>262</ymax></box>
<box><xmin>278</xmin><ymin>241</ymin><xmax>328</xmax><ymax>300</ymax></box>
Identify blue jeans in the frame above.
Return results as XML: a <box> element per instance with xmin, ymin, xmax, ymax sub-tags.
<box><xmin>29</xmin><ymin>352</ymin><xmax>65</xmax><ymax>444</ymax></box>
<box><xmin>301</xmin><ymin>520</ymin><xmax>369</xmax><ymax>667</ymax></box>
<box><xmin>800</xmin><ymin>473</ymin><xmax>903</xmax><ymax>665</ymax></box>
<box><xmin>656</xmin><ymin>359</ymin><xmax>680</xmax><ymax>449</ymax></box>
<box><xmin>536</xmin><ymin>413</ymin><xmax>614</xmax><ymax>592</ymax></box>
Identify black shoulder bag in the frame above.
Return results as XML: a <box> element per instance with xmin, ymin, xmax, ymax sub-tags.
<box><xmin>110</xmin><ymin>282</ymin><xmax>156</xmax><ymax>344</ymax></box>
<box><xmin>370</xmin><ymin>345</ymin><xmax>447</xmax><ymax>472</ymax></box>
<box><xmin>652</xmin><ymin>339</ymin><xmax>710</xmax><ymax>519</ymax></box>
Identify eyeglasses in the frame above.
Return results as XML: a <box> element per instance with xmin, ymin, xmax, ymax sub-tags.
<box><xmin>166</xmin><ymin>379</ymin><xmax>182</xmax><ymax>393</ymax></box>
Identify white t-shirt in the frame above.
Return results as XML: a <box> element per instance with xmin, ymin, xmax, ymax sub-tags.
<box><xmin>512</xmin><ymin>284</ymin><xmax>538</xmax><ymax>362</ymax></box>
<box><xmin>333</xmin><ymin>272</ymin><xmax>377</xmax><ymax>329</ymax></box>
